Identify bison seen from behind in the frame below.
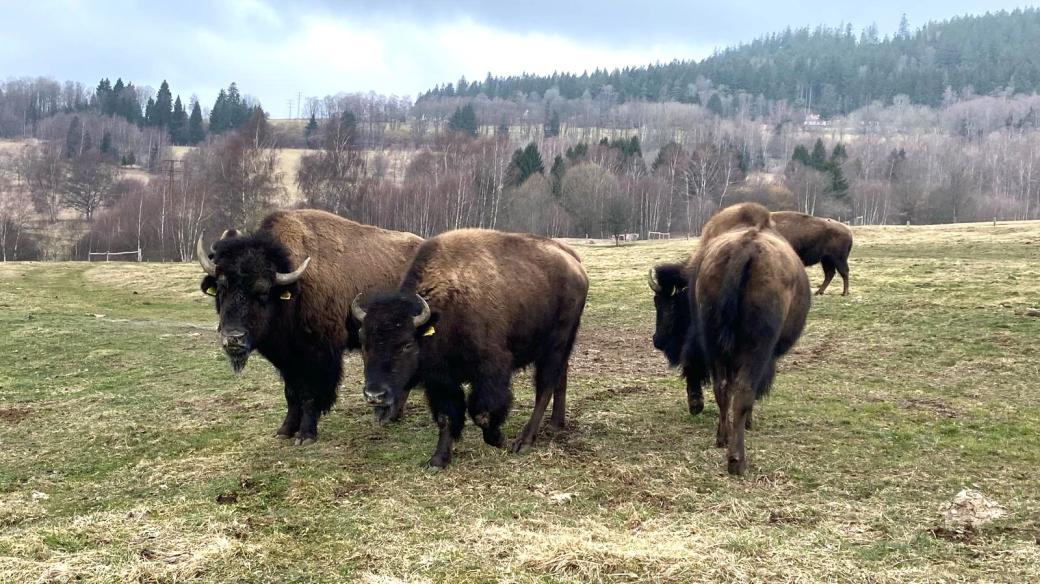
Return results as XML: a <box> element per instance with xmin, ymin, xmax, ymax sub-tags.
<box><xmin>197</xmin><ymin>209</ymin><xmax>422</xmax><ymax>445</ymax></box>
<box><xmin>350</xmin><ymin>229</ymin><xmax>589</xmax><ymax>468</ymax></box>
<box><xmin>651</xmin><ymin>203</ymin><xmax>810</xmax><ymax>474</ymax></box>
<box><xmin>771</xmin><ymin>211</ymin><xmax>853</xmax><ymax>295</ymax></box>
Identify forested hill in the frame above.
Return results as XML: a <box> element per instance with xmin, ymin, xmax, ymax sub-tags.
<box><xmin>419</xmin><ymin>8</ymin><xmax>1040</xmax><ymax>115</ymax></box>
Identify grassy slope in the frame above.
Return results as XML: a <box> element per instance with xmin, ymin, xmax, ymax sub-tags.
<box><xmin>1</xmin><ymin>223</ymin><xmax>1039</xmax><ymax>582</ymax></box>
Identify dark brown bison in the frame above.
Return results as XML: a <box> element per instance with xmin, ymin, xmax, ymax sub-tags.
<box><xmin>771</xmin><ymin>211</ymin><xmax>853</xmax><ymax>295</ymax></box>
<box><xmin>349</xmin><ymin>229</ymin><xmax>589</xmax><ymax>468</ymax></box>
<box><xmin>650</xmin><ymin>203</ymin><xmax>809</xmax><ymax>474</ymax></box>
<box><xmin>197</xmin><ymin>209</ymin><xmax>422</xmax><ymax>445</ymax></box>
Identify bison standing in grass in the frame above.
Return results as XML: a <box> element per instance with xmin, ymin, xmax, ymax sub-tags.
<box><xmin>349</xmin><ymin>229</ymin><xmax>589</xmax><ymax>468</ymax></box>
<box><xmin>771</xmin><ymin>211</ymin><xmax>853</xmax><ymax>295</ymax></box>
<box><xmin>197</xmin><ymin>209</ymin><xmax>422</xmax><ymax>445</ymax></box>
<box><xmin>650</xmin><ymin>203</ymin><xmax>809</xmax><ymax>474</ymax></box>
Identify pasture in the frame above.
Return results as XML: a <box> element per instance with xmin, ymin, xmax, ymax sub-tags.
<box><xmin>1</xmin><ymin>222</ymin><xmax>1039</xmax><ymax>582</ymax></box>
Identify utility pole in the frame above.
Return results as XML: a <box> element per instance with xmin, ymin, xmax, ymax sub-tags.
<box><xmin>159</xmin><ymin>159</ymin><xmax>183</xmax><ymax>262</ymax></box>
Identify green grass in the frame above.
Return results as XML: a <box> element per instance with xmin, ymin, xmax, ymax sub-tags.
<box><xmin>2</xmin><ymin>222</ymin><xmax>1040</xmax><ymax>582</ymax></box>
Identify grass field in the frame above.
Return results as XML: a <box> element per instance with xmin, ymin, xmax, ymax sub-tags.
<box><xmin>1</xmin><ymin>222</ymin><xmax>1039</xmax><ymax>582</ymax></box>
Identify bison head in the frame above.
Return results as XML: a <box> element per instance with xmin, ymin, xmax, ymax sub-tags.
<box><xmin>350</xmin><ymin>292</ymin><xmax>436</xmax><ymax>424</ymax></box>
<box><xmin>649</xmin><ymin>263</ymin><xmax>690</xmax><ymax>366</ymax></box>
<box><xmin>198</xmin><ymin>231</ymin><xmax>309</xmax><ymax>373</ymax></box>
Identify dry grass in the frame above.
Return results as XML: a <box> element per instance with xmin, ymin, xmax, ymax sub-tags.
<box><xmin>1</xmin><ymin>221</ymin><xmax>1039</xmax><ymax>582</ymax></box>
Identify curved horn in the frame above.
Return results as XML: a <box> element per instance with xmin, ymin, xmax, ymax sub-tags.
<box><xmin>350</xmin><ymin>293</ymin><xmax>367</xmax><ymax>323</ymax></box>
<box><xmin>647</xmin><ymin>267</ymin><xmax>663</xmax><ymax>293</ymax></box>
<box><xmin>412</xmin><ymin>295</ymin><xmax>431</xmax><ymax>327</ymax></box>
<box><xmin>197</xmin><ymin>234</ymin><xmax>216</xmax><ymax>276</ymax></box>
<box><xmin>274</xmin><ymin>257</ymin><xmax>310</xmax><ymax>286</ymax></box>
<box><xmin>220</xmin><ymin>229</ymin><xmax>239</xmax><ymax>240</ymax></box>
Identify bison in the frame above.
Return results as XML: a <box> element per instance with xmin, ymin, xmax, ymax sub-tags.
<box><xmin>771</xmin><ymin>211</ymin><xmax>853</xmax><ymax>295</ymax></box>
<box><xmin>197</xmin><ymin>209</ymin><xmax>422</xmax><ymax>445</ymax></box>
<box><xmin>349</xmin><ymin>229</ymin><xmax>589</xmax><ymax>468</ymax></box>
<box><xmin>650</xmin><ymin>203</ymin><xmax>809</xmax><ymax>474</ymax></box>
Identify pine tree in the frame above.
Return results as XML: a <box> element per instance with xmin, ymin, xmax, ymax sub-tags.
<box><xmin>65</xmin><ymin>115</ymin><xmax>82</xmax><ymax>158</ymax></box>
<box><xmin>154</xmin><ymin>80</ymin><xmax>173</xmax><ymax>130</ymax></box>
<box><xmin>144</xmin><ymin>97</ymin><xmax>157</xmax><ymax>126</ymax></box>
<box><xmin>707</xmin><ymin>93</ymin><xmax>724</xmax><ymax>116</ymax></box>
<box><xmin>95</xmin><ymin>78</ymin><xmax>113</xmax><ymax>114</ymax></box>
<box><xmin>304</xmin><ymin>113</ymin><xmax>319</xmax><ymax>147</ymax></box>
<box><xmin>550</xmin><ymin>154</ymin><xmax>566</xmax><ymax>197</ymax></box>
<box><xmin>82</xmin><ymin>130</ymin><xmax>93</xmax><ymax>153</ymax></box>
<box><xmin>210</xmin><ymin>89</ymin><xmax>228</xmax><ymax>133</ymax></box>
<box><xmin>507</xmin><ymin>143</ymin><xmax>544</xmax><ymax>186</ymax></box>
<box><xmin>188</xmin><ymin>100</ymin><xmax>205</xmax><ymax>144</ymax></box>
<box><xmin>791</xmin><ymin>144</ymin><xmax>812</xmax><ymax>167</ymax></box>
<box><xmin>544</xmin><ymin>110</ymin><xmax>561</xmax><ymax>138</ymax></box>
<box><xmin>169</xmin><ymin>96</ymin><xmax>188</xmax><ymax>145</ymax></box>
<box><xmin>100</xmin><ymin>130</ymin><xmax>113</xmax><ymax>155</ymax></box>
<box><xmin>448</xmin><ymin>104</ymin><xmax>478</xmax><ymax>137</ymax></box>
<box><xmin>810</xmin><ymin>139</ymin><xmax>828</xmax><ymax>169</ymax></box>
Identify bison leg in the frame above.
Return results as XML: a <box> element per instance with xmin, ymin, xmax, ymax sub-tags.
<box><xmin>288</xmin><ymin>359</ymin><xmax>341</xmax><ymax>446</ymax></box>
<box><xmin>549</xmin><ymin>363</ymin><xmax>568</xmax><ymax>431</ymax></box>
<box><xmin>683</xmin><ymin>365</ymin><xmax>705</xmax><ymax>416</ymax></box>
<box><xmin>713</xmin><ymin>374</ymin><xmax>728</xmax><ymax>448</ymax></box>
<box><xmin>726</xmin><ymin>384</ymin><xmax>757</xmax><ymax>476</ymax></box>
<box><xmin>512</xmin><ymin>357</ymin><xmax>564</xmax><ymax>453</ymax></box>
<box><xmin>836</xmin><ymin>258</ymin><xmax>850</xmax><ymax>296</ymax></box>
<box><xmin>816</xmin><ymin>259</ymin><xmax>836</xmax><ymax>295</ymax></box>
<box><xmin>275</xmin><ymin>379</ymin><xmax>303</xmax><ymax>439</ymax></box>
<box><xmin>426</xmin><ymin>382</ymin><xmax>465</xmax><ymax>468</ymax></box>
<box><xmin>468</xmin><ymin>373</ymin><xmax>512</xmax><ymax>448</ymax></box>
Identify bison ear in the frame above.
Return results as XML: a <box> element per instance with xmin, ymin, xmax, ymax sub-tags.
<box><xmin>415</xmin><ymin>313</ymin><xmax>440</xmax><ymax>339</ymax></box>
<box><xmin>654</xmin><ymin>263</ymin><xmax>686</xmax><ymax>296</ymax></box>
<box><xmin>201</xmin><ymin>275</ymin><xmax>218</xmax><ymax>297</ymax></box>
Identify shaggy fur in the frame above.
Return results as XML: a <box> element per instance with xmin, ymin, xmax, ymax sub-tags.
<box><xmin>771</xmin><ymin>211</ymin><xmax>854</xmax><ymax>295</ymax></box>
<box><xmin>354</xmin><ymin>229</ymin><xmax>589</xmax><ymax>468</ymax></box>
<box><xmin>200</xmin><ymin>209</ymin><xmax>422</xmax><ymax>444</ymax></box>
<box><xmin>651</xmin><ymin>203</ymin><xmax>809</xmax><ymax>474</ymax></box>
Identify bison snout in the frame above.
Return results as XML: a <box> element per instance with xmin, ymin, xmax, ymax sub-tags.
<box><xmin>221</xmin><ymin>330</ymin><xmax>249</xmax><ymax>351</ymax></box>
<box><xmin>363</xmin><ymin>384</ymin><xmax>392</xmax><ymax>406</ymax></box>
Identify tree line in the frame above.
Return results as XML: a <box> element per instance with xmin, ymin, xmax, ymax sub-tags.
<box><xmin>419</xmin><ymin>9</ymin><xmax>1040</xmax><ymax>117</ymax></box>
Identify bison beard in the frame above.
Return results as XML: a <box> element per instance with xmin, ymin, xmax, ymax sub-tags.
<box><xmin>351</xmin><ymin>229</ymin><xmax>589</xmax><ymax>468</ymax></box>
<box><xmin>650</xmin><ymin>203</ymin><xmax>809</xmax><ymax>475</ymax></box>
<box><xmin>197</xmin><ymin>209</ymin><xmax>422</xmax><ymax>446</ymax></box>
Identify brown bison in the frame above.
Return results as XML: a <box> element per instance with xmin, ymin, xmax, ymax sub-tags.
<box><xmin>650</xmin><ymin>203</ymin><xmax>809</xmax><ymax>474</ymax></box>
<box><xmin>197</xmin><ymin>209</ymin><xmax>422</xmax><ymax>445</ymax></box>
<box><xmin>771</xmin><ymin>211</ymin><xmax>853</xmax><ymax>295</ymax></box>
<box><xmin>349</xmin><ymin>229</ymin><xmax>589</xmax><ymax>468</ymax></box>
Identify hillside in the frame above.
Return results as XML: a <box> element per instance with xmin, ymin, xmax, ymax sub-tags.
<box><xmin>421</xmin><ymin>8</ymin><xmax>1040</xmax><ymax>115</ymax></box>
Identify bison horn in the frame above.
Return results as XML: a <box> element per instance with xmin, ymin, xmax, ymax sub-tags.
<box><xmin>197</xmin><ymin>234</ymin><xmax>216</xmax><ymax>276</ymax></box>
<box><xmin>413</xmin><ymin>295</ymin><xmax>431</xmax><ymax>327</ymax></box>
<box><xmin>647</xmin><ymin>268</ymin><xmax>663</xmax><ymax>293</ymax></box>
<box><xmin>274</xmin><ymin>257</ymin><xmax>310</xmax><ymax>286</ymax></box>
<box><xmin>220</xmin><ymin>229</ymin><xmax>239</xmax><ymax>240</ymax></box>
<box><xmin>350</xmin><ymin>294</ymin><xmax>367</xmax><ymax>323</ymax></box>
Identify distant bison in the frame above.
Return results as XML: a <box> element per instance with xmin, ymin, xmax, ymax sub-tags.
<box><xmin>197</xmin><ymin>209</ymin><xmax>422</xmax><ymax>445</ymax></box>
<box><xmin>771</xmin><ymin>211</ymin><xmax>853</xmax><ymax>295</ymax></box>
<box><xmin>350</xmin><ymin>229</ymin><xmax>589</xmax><ymax>468</ymax></box>
<box><xmin>651</xmin><ymin>203</ymin><xmax>809</xmax><ymax>474</ymax></box>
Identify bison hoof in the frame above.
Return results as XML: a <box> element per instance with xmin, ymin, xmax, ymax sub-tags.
<box><xmin>425</xmin><ymin>457</ymin><xmax>449</xmax><ymax>470</ymax></box>
<box><xmin>293</xmin><ymin>436</ymin><xmax>316</xmax><ymax>446</ymax></box>
<box><xmin>510</xmin><ymin>438</ymin><xmax>532</xmax><ymax>454</ymax></box>
<box><xmin>274</xmin><ymin>432</ymin><xmax>293</xmax><ymax>439</ymax></box>
<box><xmin>688</xmin><ymin>399</ymin><xmax>705</xmax><ymax>416</ymax></box>
<box><xmin>727</xmin><ymin>457</ymin><xmax>747</xmax><ymax>475</ymax></box>
<box><xmin>715</xmin><ymin>436</ymin><xmax>728</xmax><ymax>448</ymax></box>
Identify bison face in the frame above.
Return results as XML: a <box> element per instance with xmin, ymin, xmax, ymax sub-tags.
<box><xmin>649</xmin><ymin>263</ymin><xmax>690</xmax><ymax>367</ymax></box>
<box><xmin>198</xmin><ymin>233</ymin><xmax>308</xmax><ymax>373</ymax></box>
<box><xmin>351</xmin><ymin>292</ymin><xmax>435</xmax><ymax>424</ymax></box>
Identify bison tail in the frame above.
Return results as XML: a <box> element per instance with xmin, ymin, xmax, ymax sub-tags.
<box><xmin>705</xmin><ymin>232</ymin><xmax>758</xmax><ymax>359</ymax></box>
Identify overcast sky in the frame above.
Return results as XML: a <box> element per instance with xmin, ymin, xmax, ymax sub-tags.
<box><xmin>1</xmin><ymin>1</ymin><xmax>1034</xmax><ymax>116</ymax></box>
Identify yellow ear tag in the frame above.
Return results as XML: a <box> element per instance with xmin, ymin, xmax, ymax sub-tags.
<box><xmin>280</xmin><ymin>291</ymin><xmax>292</xmax><ymax>300</ymax></box>
<box><xmin>205</xmin><ymin>286</ymin><xmax>217</xmax><ymax>296</ymax></box>
<box><xmin>422</xmin><ymin>326</ymin><xmax>436</xmax><ymax>337</ymax></box>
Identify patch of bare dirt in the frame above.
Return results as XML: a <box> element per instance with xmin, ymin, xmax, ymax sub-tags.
<box><xmin>900</xmin><ymin>396</ymin><xmax>960</xmax><ymax>418</ymax></box>
<box><xmin>571</xmin><ymin>325</ymin><xmax>671</xmax><ymax>378</ymax></box>
<box><xmin>0</xmin><ymin>407</ymin><xmax>31</xmax><ymax>424</ymax></box>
